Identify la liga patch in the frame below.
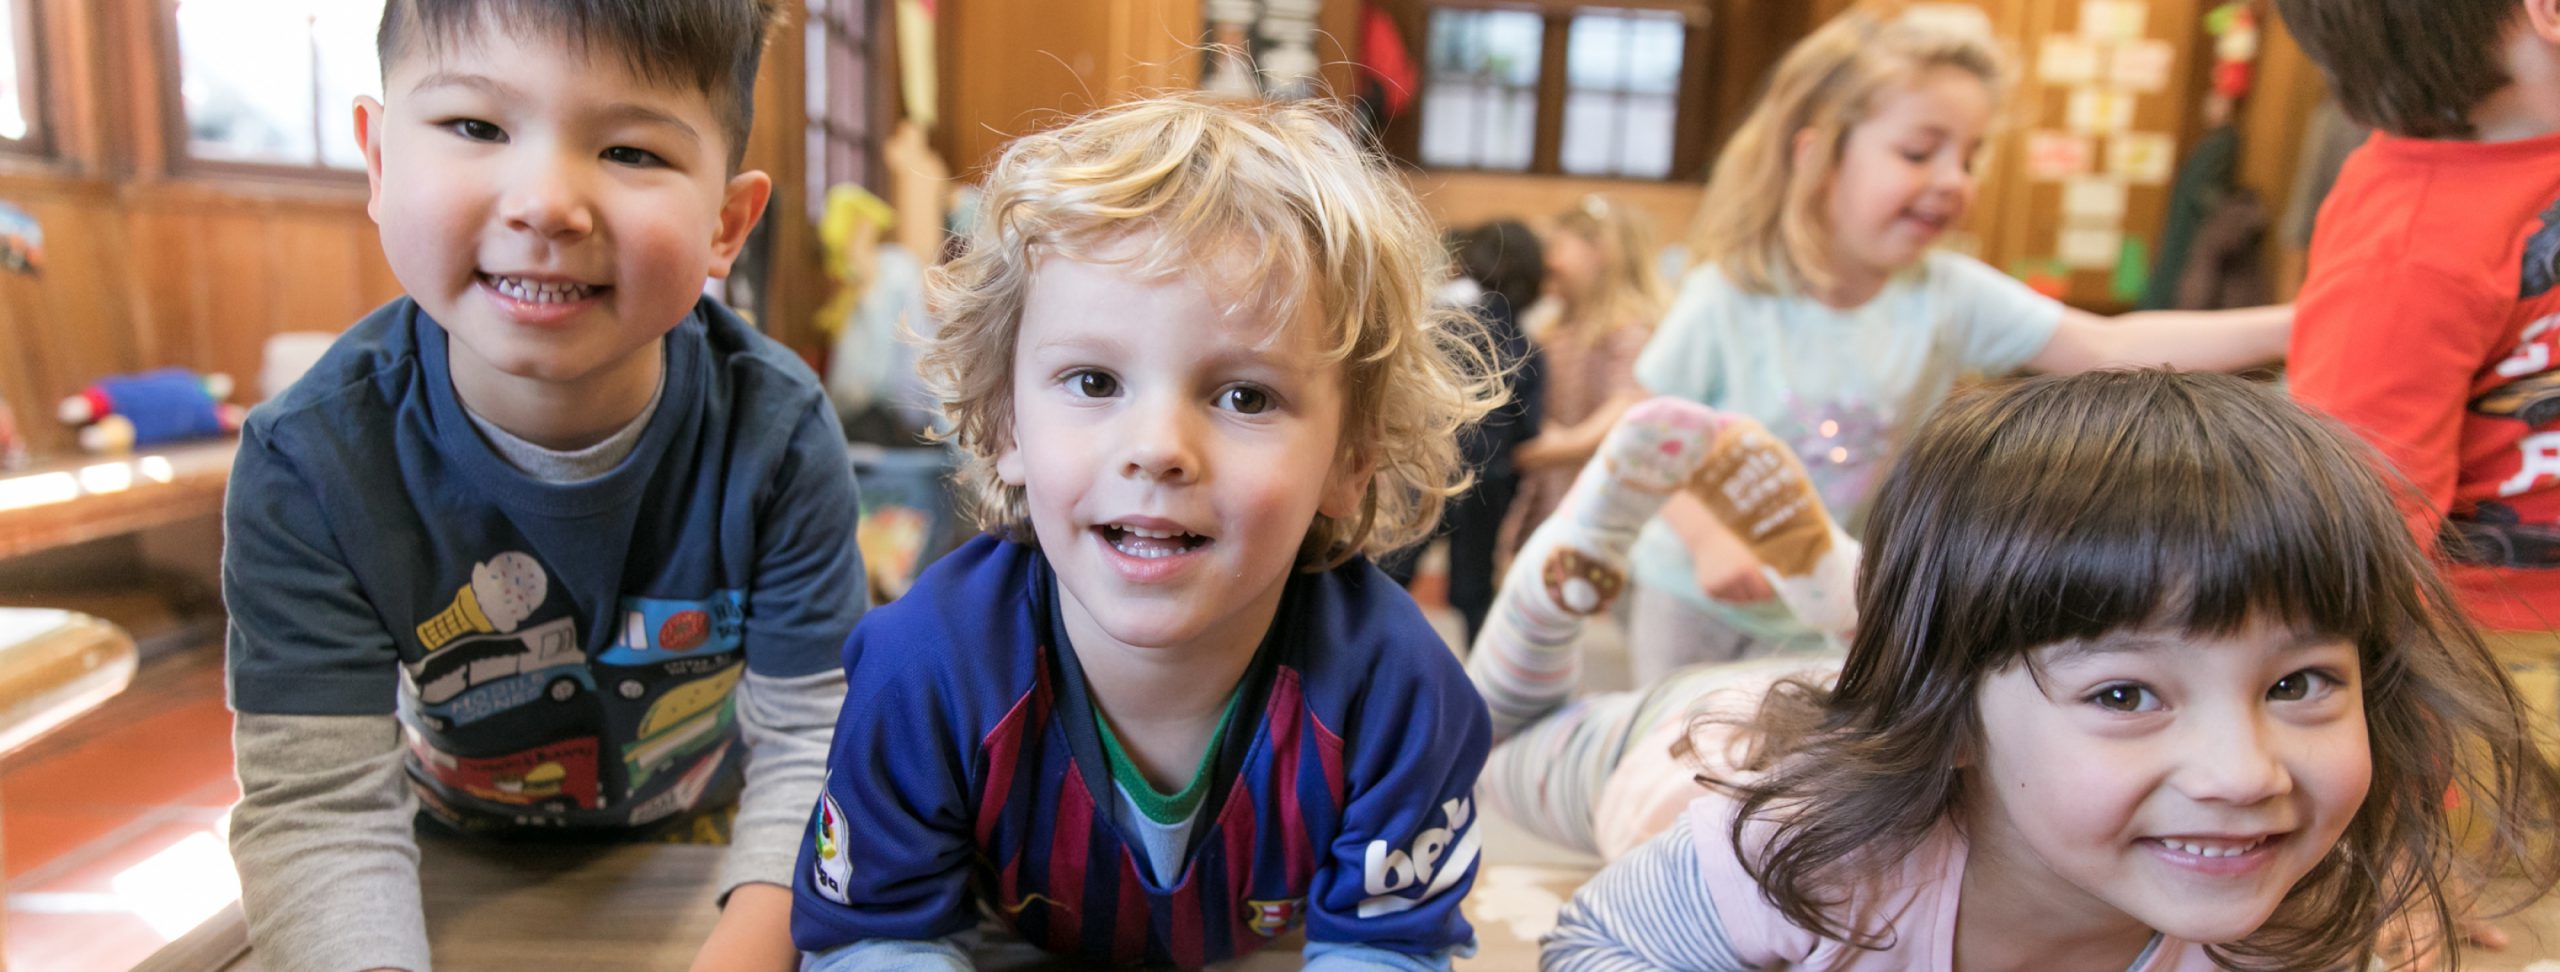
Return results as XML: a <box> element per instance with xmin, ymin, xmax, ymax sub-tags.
<box><xmin>812</xmin><ymin>788</ymin><xmax>852</xmax><ymax>904</ymax></box>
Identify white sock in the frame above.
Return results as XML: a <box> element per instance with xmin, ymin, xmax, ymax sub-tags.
<box><xmin>1470</xmin><ymin>398</ymin><xmax>1720</xmax><ymax>742</ymax></box>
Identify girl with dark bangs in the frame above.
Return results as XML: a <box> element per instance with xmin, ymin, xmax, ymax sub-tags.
<box><xmin>1465</xmin><ymin>370</ymin><xmax>2560</xmax><ymax>969</ymax></box>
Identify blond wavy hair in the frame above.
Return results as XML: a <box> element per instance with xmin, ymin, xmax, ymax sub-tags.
<box><xmin>1687</xmin><ymin>5</ymin><xmax>2005</xmax><ymax>295</ymax></box>
<box><xmin>1541</xmin><ymin>194</ymin><xmax>1668</xmax><ymax>345</ymax></box>
<box><xmin>922</xmin><ymin>93</ymin><xmax>1500</xmax><ymax>568</ymax></box>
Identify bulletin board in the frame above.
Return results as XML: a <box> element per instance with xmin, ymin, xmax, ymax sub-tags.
<box><xmin>1903</xmin><ymin>0</ymin><xmax>2217</xmax><ymax>310</ymax></box>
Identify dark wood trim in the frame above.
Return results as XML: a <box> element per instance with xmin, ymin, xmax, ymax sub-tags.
<box><xmin>1528</xmin><ymin>9</ymin><xmax>1568</xmax><ymax>174</ymax></box>
<box><xmin>1669</xmin><ymin>12</ymin><xmax>1713</xmax><ymax>179</ymax></box>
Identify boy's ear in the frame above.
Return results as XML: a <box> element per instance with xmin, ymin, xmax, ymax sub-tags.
<box><xmin>706</xmin><ymin>170</ymin><xmax>775</xmax><ymax>280</ymax></box>
<box><xmin>2528</xmin><ymin>0</ymin><xmax>2560</xmax><ymax>43</ymax></box>
<box><xmin>993</xmin><ymin>417</ymin><xmax>1026</xmax><ymax>486</ymax></box>
<box><xmin>355</xmin><ymin>96</ymin><xmax>388</xmax><ymax>223</ymax></box>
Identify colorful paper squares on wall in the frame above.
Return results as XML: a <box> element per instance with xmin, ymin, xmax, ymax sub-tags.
<box><xmin>2107</xmin><ymin>38</ymin><xmax>2176</xmax><ymax>92</ymax></box>
<box><xmin>2079</xmin><ymin>0</ymin><xmax>2149</xmax><ymax>41</ymax></box>
<box><xmin>2062</xmin><ymin>177</ymin><xmax>2129</xmax><ymax>223</ymax></box>
<box><xmin>2107</xmin><ymin>132</ymin><xmax>2176</xmax><ymax>184</ymax></box>
<box><xmin>2039</xmin><ymin>36</ymin><xmax>2100</xmax><ymax>85</ymax></box>
<box><xmin>2026</xmin><ymin>131</ymin><xmax>2095</xmax><ymax>179</ymax></box>
<box><xmin>1905</xmin><ymin>4</ymin><xmax>1996</xmax><ymax>39</ymax></box>
<box><xmin>2061</xmin><ymin>225</ymin><xmax>2125</xmax><ymax>269</ymax></box>
<box><xmin>2066</xmin><ymin>88</ymin><xmax>2138</xmax><ymax>133</ymax></box>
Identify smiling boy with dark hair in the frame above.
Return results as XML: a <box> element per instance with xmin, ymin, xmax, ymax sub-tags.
<box><xmin>222</xmin><ymin>3</ymin><xmax>863</xmax><ymax>970</ymax></box>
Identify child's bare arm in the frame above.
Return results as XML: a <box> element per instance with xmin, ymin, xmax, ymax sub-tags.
<box><xmin>2027</xmin><ymin>303</ymin><xmax>2292</xmax><ymax>374</ymax></box>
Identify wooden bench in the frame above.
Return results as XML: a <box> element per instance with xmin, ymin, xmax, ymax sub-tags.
<box><xmin>0</xmin><ymin>439</ymin><xmax>236</xmax><ymax>561</ymax></box>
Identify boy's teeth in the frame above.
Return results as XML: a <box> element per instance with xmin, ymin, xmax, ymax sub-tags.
<box><xmin>1106</xmin><ymin>524</ymin><xmax>1203</xmax><ymax>558</ymax></box>
<box><xmin>490</xmin><ymin>275</ymin><xmax>597</xmax><ymax>304</ymax></box>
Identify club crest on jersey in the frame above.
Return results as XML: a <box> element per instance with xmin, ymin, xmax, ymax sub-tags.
<box><xmin>811</xmin><ymin>787</ymin><xmax>852</xmax><ymax>904</ymax></box>
<box><xmin>1246</xmin><ymin>897</ymin><xmax>1305</xmax><ymax>937</ymax></box>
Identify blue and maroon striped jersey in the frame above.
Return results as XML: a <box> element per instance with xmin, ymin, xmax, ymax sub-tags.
<box><xmin>792</xmin><ymin>536</ymin><xmax>1490</xmax><ymax>968</ymax></box>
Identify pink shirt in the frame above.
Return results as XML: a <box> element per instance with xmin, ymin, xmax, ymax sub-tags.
<box><xmin>1684</xmin><ymin>794</ymin><xmax>2220</xmax><ymax>970</ymax></box>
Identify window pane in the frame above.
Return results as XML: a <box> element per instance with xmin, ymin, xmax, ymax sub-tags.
<box><xmin>1558</xmin><ymin>90</ymin><xmax>1619</xmax><ymax>176</ymax></box>
<box><xmin>0</xmin><ymin>0</ymin><xmax>25</xmax><ymax>141</ymax></box>
<box><xmin>1562</xmin><ymin>9</ymin><xmax>1684</xmax><ymax>178</ymax></box>
<box><xmin>1620</xmin><ymin>93</ymin><xmax>1676</xmax><ymax>178</ymax></box>
<box><xmin>177</xmin><ymin>0</ymin><xmax>383</xmax><ymax>168</ymax></box>
<box><xmin>1420</xmin><ymin>9</ymin><xmax>1540</xmax><ymax>171</ymax></box>
<box><xmin>1568</xmin><ymin>8</ymin><xmax>1683</xmax><ymax>94</ymax></box>
<box><xmin>312</xmin><ymin>3</ymin><xmax>385</xmax><ymax>169</ymax></box>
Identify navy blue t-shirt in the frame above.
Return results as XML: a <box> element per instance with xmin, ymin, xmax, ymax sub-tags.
<box><xmin>223</xmin><ymin>296</ymin><xmax>865</xmax><ymax>832</ymax></box>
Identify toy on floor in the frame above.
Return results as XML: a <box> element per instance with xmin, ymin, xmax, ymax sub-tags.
<box><xmin>57</xmin><ymin>368</ymin><xmax>245</xmax><ymax>453</ymax></box>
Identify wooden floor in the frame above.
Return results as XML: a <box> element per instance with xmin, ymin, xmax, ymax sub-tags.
<box><xmin>3</xmin><ymin>646</ymin><xmax>237</xmax><ymax>971</ymax></box>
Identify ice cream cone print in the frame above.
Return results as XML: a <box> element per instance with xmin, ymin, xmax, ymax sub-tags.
<box><xmin>416</xmin><ymin>551</ymin><xmax>548</xmax><ymax>652</ymax></box>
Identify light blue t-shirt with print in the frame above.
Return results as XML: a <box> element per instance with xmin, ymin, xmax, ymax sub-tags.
<box><xmin>1630</xmin><ymin>251</ymin><xmax>2063</xmax><ymax>646</ymax></box>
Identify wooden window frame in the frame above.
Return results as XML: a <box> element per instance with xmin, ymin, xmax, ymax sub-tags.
<box><xmin>150</xmin><ymin>0</ymin><xmax>370</xmax><ymax>187</ymax></box>
<box><xmin>1394</xmin><ymin>0</ymin><xmax>1715</xmax><ymax>182</ymax></box>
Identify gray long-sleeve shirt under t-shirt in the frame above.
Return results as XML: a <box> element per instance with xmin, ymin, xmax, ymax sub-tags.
<box><xmin>223</xmin><ymin>297</ymin><xmax>863</xmax><ymax>971</ymax></box>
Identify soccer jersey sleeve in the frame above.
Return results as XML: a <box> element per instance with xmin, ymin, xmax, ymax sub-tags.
<box><xmin>790</xmin><ymin>612</ymin><xmax>983</xmax><ymax>951</ymax></box>
<box><xmin>1306</xmin><ymin>637</ymin><xmax>1492</xmax><ymax>956</ymax></box>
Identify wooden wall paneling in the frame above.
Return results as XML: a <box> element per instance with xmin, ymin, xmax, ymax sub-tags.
<box><xmin>1405</xmin><ymin>169</ymin><xmax>1707</xmax><ymax>246</ymax></box>
<box><xmin>0</xmin><ymin>216</ymin><xmax>59</xmax><ymax>455</ymax></box>
<box><xmin>126</xmin><ymin>203</ymin><xmax>213</xmax><ymax>371</ymax></box>
<box><xmin>1317</xmin><ymin>0</ymin><xmax>1359</xmax><ymax>104</ymax></box>
<box><xmin>195</xmin><ymin>209</ymin><xmax>281</xmax><ymax>401</ymax></box>
<box><xmin>261</xmin><ymin>214</ymin><xmax>372</xmax><ymax>337</ymax></box>
<box><xmin>1110</xmin><ymin>0</ymin><xmax>1203</xmax><ymax>95</ymax></box>
<box><xmin>942</xmin><ymin>0</ymin><xmax>1127</xmax><ymax>177</ymax></box>
<box><xmin>31</xmin><ymin>194</ymin><xmax>141</xmax><ymax>391</ymax></box>
<box><xmin>0</xmin><ymin>180</ymin><xmax>138</xmax><ymax>456</ymax></box>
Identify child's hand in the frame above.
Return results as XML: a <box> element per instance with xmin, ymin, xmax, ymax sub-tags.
<box><xmin>690</xmin><ymin>882</ymin><xmax>801</xmax><ymax>972</ymax></box>
<box><xmin>1691</xmin><ymin>531</ymin><xmax>1775</xmax><ymax>604</ymax></box>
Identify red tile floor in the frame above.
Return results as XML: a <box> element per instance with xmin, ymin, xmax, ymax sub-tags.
<box><xmin>3</xmin><ymin>647</ymin><xmax>241</xmax><ymax>971</ymax></box>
